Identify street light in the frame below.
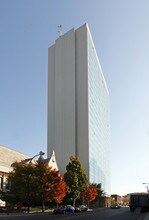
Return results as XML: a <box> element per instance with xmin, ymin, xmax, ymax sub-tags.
<box><xmin>143</xmin><ymin>183</ymin><xmax>149</xmax><ymax>193</ymax></box>
<box><xmin>22</xmin><ymin>151</ymin><xmax>45</xmax><ymax>163</ymax></box>
<box><xmin>21</xmin><ymin>151</ymin><xmax>45</xmax><ymax>213</ymax></box>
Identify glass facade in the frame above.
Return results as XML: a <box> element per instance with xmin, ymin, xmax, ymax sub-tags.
<box><xmin>48</xmin><ymin>24</ymin><xmax>111</xmax><ymax>196</ymax></box>
<box><xmin>87</xmin><ymin>30</ymin><xmax>110</xmax><ymax>195</ymax></box>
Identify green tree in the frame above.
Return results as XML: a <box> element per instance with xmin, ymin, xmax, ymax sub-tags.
<box><xmin>92</xmin><ymin>183</ymin><xmax>104</xmax><ymax>198</ymax></box>
<box><xmin>92</xmin><ymin>183</ymin><xmax>105</xmax><ymax>207</ymax></box>
<box><xmin>9</xmin><ymin>161</ymin><xmax>37</xmax><ymax>212</ymax></box>
<box><xmin>64</xmin><ymin>156</ymin><xmax>88</xmax><ymax>206</ymax></box>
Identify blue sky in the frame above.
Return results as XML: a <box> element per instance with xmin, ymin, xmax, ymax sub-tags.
<box><xmin>0</xmin><ymin>0</ymin><xmax>149</xmax><ymax>196</ymax></box>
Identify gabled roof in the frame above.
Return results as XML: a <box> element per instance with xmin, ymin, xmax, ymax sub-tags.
<box><xmin>0</xmin><ymin>145</ymin><xmax>30</xmax><ymax>172</ymax></box>
<box><xmin>44</xmin><ymin>150</ymin><xmax>58</xmax><ymax>171</ymax></box>
<box><xmin>0</xmin><ymin>146</ymin><xmax>59</xmax><ymax>173</ymax></box>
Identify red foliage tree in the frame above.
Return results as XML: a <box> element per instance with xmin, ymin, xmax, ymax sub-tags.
<box><xmin>35</xmin><ymin>160</ymin><xmax>66</xmax><ymax>205</ymax></box>
<box><xmin>50</xmin><ymin>171</ymin><xmax>66</xmax><ymax>204</ymax></box>
<box><xmin>54</xmin><ymin>179</ymin><xmax>66</xmax><ymax>204</ymax></box>
<box><xmin>84</xmin><ymin>184</ymin><xmax>98</xmax><ymax>203</ymax></box>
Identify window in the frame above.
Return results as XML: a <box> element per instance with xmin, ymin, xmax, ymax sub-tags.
<box><xmin>0</xmin><ymin>177</ymin><xmax>3</xmax><ymax>189</ymax></box>
<box><xmin>5</xmin><ymin>177</ymin><xmax>10</xmax><ymax>190</ymax></box>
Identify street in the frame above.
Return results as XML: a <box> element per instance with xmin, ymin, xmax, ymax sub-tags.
<box><xmin>0</xmin><ymin>207</ymin><xmax>146</xmax><ymax>220</ymax></box>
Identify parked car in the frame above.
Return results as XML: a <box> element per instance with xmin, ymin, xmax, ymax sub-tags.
<box><xmin>75</xmin><ymin>207</ymin><xmax>81</xmax><ymax>212</ymax></box>
<box><xmin>53</xmin><ymin>205</ymin><xmax>75</xmax><ymax>214</ymax></box>
<box><xmin>64</xmin><ymin>205</ymin><xmax>75</xmax><ymax>213</ymax></box>
<box><xmin>110</xmin><ymin>204</ymin><xmax>121</xmax><ymax>209</ymax></box>
<box><xmin>75</xmin><ymin>204</ymin><xmax>88</xmax><ymax>212</ymax></box>
<box><xmin>79</xmin><ymin>205</ymin><xmax>88</xmax><ymax>211</ymax></box>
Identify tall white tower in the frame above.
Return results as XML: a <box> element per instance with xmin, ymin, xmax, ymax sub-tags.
<box><xmin>48</xmin><ymin>24</ymin><xmax>110</xmax><ymax>195</ymax></box>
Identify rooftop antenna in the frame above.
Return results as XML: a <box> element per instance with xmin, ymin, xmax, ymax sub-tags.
<box><xmin>58</xmin><ymin>24</ymin><xmax>62</xmax><ymax>37</ymax></box>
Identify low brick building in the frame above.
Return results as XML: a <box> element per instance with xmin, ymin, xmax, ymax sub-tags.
<box><xmin>111</xmin><ymin>194</ymin><xmax>124</xmax><ymax>204</ymax></box>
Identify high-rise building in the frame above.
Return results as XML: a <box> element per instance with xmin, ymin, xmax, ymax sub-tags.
<box><xmin>47</xmin><ymin>24</ymin><xmax>110</xmax><ymax>195</ymax></box>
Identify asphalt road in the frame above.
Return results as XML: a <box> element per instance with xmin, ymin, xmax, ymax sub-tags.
<box><xmin>0</xmin><ymin>207</ymin><xmax>146</xmax><ymax>220</ymax></box>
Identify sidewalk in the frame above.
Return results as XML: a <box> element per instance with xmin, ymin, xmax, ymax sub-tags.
<box><xmin>143</xmin><ymin>212</ymin><xmax>149</xmax><ymax>220</ymax></box>
<box><xmin>0</xmin><ymin>209</ymin><xmax>53</xmax><ymax>217</ymax></box>
<box><xmin>0</xmin><ymin>212</ymin><xmax>51</xmax><ymax>218</ymax></box>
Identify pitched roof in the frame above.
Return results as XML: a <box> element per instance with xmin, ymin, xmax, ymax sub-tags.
<box><xmin>0</xmin><ymin>145</ymin><xmax>30</xmax><ymax>172</ymax></box>
<box><xmin>44</xmin><ymin>150</ymin><xmax>58</xmax><ymax>171</ymax></box>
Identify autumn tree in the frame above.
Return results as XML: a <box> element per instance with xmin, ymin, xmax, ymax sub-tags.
<box><xmin>53</xmin><ymin>177</ymin><xmax>66</xmax><ymax>204</ymax></box>
<box><xmin>84</xmin><ymin>184</ymin><xmax>97</xmax><ymax>207</ymax></box>
<box><xmin>64</xmin><ymin>156</ymin><xmax>88</xmax><ymax>207</ymax></box>
<box><xmin>9</xmin><ymin>158</ymin><xmax>66</xmax><ymax>212</ymax></box>
<box><xmin>35</xmin><ymin>157</ymin><xmax>66</xmax><ymax>211</ymax></box>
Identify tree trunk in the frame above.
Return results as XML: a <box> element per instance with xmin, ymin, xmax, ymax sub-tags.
<box><xmin>41</xmin><ymin>194</ymin><xmax>45</xmax><ymax>212</ymax></box>
<box><xmin>82</xmin><ymin>192</ymin><xmax>85</xmax><ymax>205</ymax></box>
<box><xmin>73</xmin><ymin>199</ymin><xmax>76</xmax><ymax>207</ymax></box>
<box><xmin>27</xmin><ymin>201</ymin><xmax>30</xmax><ymax>213</ymax></box>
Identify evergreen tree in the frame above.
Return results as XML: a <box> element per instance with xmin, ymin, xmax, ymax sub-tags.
<box><xmin>64</xmin><ymin>156</ymin><xmax>88</xmax><ymax>206</ymax></box>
